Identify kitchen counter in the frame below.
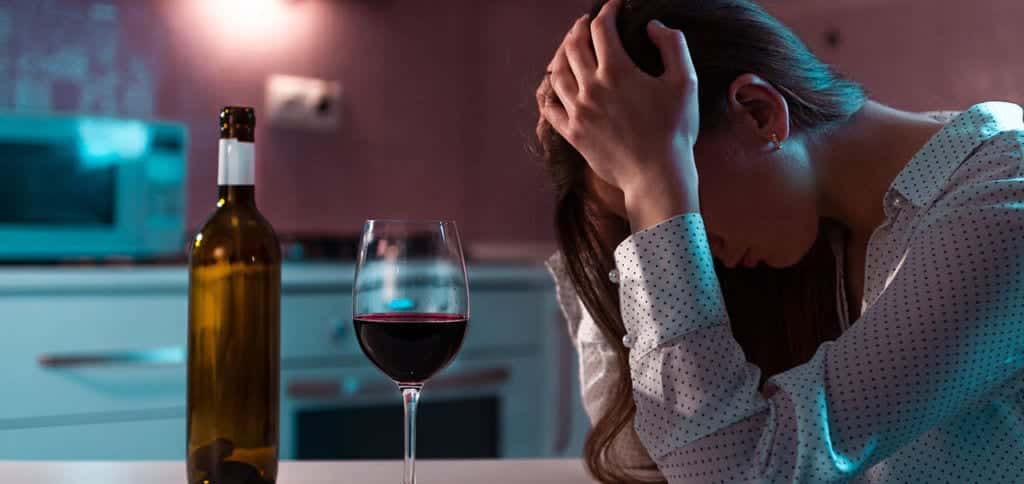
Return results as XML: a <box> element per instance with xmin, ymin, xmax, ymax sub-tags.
<box><xmin>0</xmin><ymin>261</ymin><xmax>581</xmax><ymax>461</ymax></box>
<box><xmin>0</xmin><ymin>459</ymin><xmax>592</xmax><ymax>483</ymax></box>
<box><xmin>0</xmin><ymin>261</ymin><xmax>554</xmax><ymax>294</ymax></box>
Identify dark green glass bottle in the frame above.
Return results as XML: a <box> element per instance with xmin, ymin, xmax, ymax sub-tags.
<box><xmin>187</xmin><ymin>107</ymin><xmax>281</xmax><ymax>484</ymax></box>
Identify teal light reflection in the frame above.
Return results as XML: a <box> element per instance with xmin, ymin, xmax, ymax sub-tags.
<box><xmin>388</xmin><ymin>298</ymin><xmax>416</xmax><ymax>311</ymax></box>
<box><xmin>818</xmin><ymin>388</ymin><xmax>878</xmax><ymax>474</ymax></box>
<box><xmin>76</xmin><ymin>118</ymin><xmax>151</xmax><ymax>168</ymax></box>
<box><xmin>134</xmin><ymin>346</ymin><xmax>185</xmax><ymax>365</ymax></box>
<box><xmin>342</xmin><ymin>377</ymin><xmax>362</xmax><ymax>396</ymax></box>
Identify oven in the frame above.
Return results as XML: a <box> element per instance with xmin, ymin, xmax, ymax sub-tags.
<box><xmin>276</xmin><ymin>269</ymin><xmax>588</xmax><ymax>460</ymax></box>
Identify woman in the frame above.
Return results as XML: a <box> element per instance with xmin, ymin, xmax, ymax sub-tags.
<box><xmin>535</xmin><ymin>0</ymin><xmax>1024</xmax><ymax>482</ymax></box>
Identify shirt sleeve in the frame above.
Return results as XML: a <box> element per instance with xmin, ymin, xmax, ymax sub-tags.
<box><xmin>613</xmin><ymin>205</ymin><xmax>1024</xmax><ymax>482</ymax></box>
<box><xmin>546</xmin><ymin>251</ymin><xmax>623</xmax><ymax>422</ymax></box>
<box><xmin>545</xmin><ymin>252</ymin><xmax>661</xmax><ymax>472</ymax></box>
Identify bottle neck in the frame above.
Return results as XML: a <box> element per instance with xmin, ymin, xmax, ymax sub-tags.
<box><xmin>217</xmin><ymin>185</ymin><xmax>256</xmax><ymax>207</ymax></box>
<box><xmin>218</xmin><ymin>138</ymin><xmax>256</xmax><ymax>191</ymax></box>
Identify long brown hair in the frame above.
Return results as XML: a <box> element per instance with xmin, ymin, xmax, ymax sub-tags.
<box><xmin>534</xmin><ymin>1</ymin><xmax>866</xmax><ymax>482</ymax></box>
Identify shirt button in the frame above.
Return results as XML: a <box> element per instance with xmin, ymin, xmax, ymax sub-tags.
<box><xmin>608</xmin><ymin>269</ymin><xmax>620</xmax><ymax>284</ymax></box>
<box><xmin>622</xmin><ymin>333</ymin><xmax>636</xmax><ymax>347</ymax></box>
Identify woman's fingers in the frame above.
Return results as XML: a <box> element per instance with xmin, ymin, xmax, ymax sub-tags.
<box><xmin>539</xmin><ymin>16</ymin><xmax>589</xmax><ymax>140</ymax></box>
<box><xmin>591</xmin><ymin>0</ymin><xmax>629</xmax><ymax>73</ymax></box>
<box><xmin>535</xmin><ymin>75</ymin><xmax>550</xmax><ymax>110</ymax></box>
<box><xmin>564</xmin><ymin>16</ymin><xmax>596</xmax><ymax>85</ymax></box>
<box><xmin>548</xmin><ymin>45</ymin><xmax>578</xmax><ymax>112</ymax></box>
<box><xmin>647</xmin><ymin>20</ymin><xmax>697</xmax><ymax>86</ymax></box>
<box><xmin>538</xmin><ymin>77</ymin><xmax>570</xmax><ymax>135</ymax></box>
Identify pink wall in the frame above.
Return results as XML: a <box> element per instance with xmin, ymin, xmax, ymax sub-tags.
<box><xmin>157</xmin><ymin>0</ymin><xmax>1023</xmax><ymax>244</ymax></box>
<box><xmin>4</xmin><ymin>0</ymin><xmax>1023</xmax><ymax>246</ymax></box>
<box><xmin>152</xmin><ymin>0</ymin><xmax>584</xmax><ymax>245</ymax></box>
<box><xmin>769</xmin><ymin>0</ymin><xmax>1024</xmax><ymax>112</ymax></box>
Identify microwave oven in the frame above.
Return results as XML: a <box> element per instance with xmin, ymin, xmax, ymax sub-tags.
<box><xmin>0</xmin><ymin>112</ymin><xmax>188</xmax><ymax>261</ymax></box>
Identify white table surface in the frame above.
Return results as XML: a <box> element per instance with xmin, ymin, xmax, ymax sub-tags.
<box><xmin>0</xmin><ymin>459</ymin><xmax>593</xmax><ymax>483</ymax></box>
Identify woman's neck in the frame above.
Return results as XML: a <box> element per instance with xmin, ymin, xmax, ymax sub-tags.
<box><xmin>808</xmin><ymin>100</ymin><xmax>946</xmax><ymax>242</ymax></box>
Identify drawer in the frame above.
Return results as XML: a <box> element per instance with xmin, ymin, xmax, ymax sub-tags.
<box><xmin>0</xmin><ymin>294</ymin><xmax>188</xmax><ymax>421</ymax></box>
<box><xmin>281</xmin><ymin>289</ymin><xmax>548</xmax><ymax>363</ymax></box>
<box><xmin>1</xmin><ymin>284</ymin><xmax>555</xmax><ymax>422</ymax></box>
<box><xmin>0</xmin><ymin>417</ymin><xmax>185</xmax><ymax>459</ymax></box>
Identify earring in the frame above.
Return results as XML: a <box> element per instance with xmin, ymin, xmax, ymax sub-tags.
<box><xmin>770</xmin><ymin>132</ymin><xmax>783</xmax><ymax>151</ymax></box>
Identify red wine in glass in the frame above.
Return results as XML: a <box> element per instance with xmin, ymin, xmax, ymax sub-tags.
<box><xmin>353</xmin><ymin>219</ymin><xmax>469</xmax><ymax>484</ymax></box>
<box><xmin>353</xmin><ymin>313</ymin><xmax>468</xmax><ymax>384</ymax></box>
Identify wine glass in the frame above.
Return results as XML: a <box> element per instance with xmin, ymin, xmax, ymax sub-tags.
<box><xmin>352</xmin><ymin>220</ymin><xmax>470</xmax><ymax>484</ymax></box>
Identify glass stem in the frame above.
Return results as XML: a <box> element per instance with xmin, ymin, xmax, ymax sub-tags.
<box><xmin>401</xmin><ymin>385</ymin><xmax>422</xmax><ymax>484</ymax></box>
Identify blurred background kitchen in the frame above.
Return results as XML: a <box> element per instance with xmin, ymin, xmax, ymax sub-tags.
<box><xmin>1</xmin><ymin>0</ymin><xmax>1021</xmax><ymax>463</ymax></box>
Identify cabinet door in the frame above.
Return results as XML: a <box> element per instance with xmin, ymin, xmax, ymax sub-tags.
<box><xmin>0</xmin><ymin>294</ymin><xmax>187</xmax><ymax>422</ymax></box>
<box><xmin>0</xmin><ymin>418</ymin><xmax>185</xmax><ymax>460</ymax></box>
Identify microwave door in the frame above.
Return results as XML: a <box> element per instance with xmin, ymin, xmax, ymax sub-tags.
<box><xmin>0</xmin><ymin>142</ymin><xmax>117</xmax><ymax>226</ymax></box>
<box><xmin>0</xmin><ymin>122</ymin><xmax>142</xmax><ymax>258</ymax></box>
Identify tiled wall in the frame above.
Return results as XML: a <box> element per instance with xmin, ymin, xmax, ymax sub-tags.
<box><xmin>1</xmin><ymin>0</ymin><xmax>1020</xmax><ymax>245</ymax></box>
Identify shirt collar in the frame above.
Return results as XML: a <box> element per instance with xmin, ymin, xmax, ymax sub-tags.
<box><xmin>886</xmin><ymin>101</ymin><xmax>1024</xmax><ymax>212</ymax></box>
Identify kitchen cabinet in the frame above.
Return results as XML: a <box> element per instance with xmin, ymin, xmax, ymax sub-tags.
<box><xmin>1</xmin><ymin>419</ymin><xmax>185</xmax><ymax>460</ymax></box>
<box><xmin>0</xmin><ymin>262</ymin><xmax>585</xmax><ymax>460</ymax></box>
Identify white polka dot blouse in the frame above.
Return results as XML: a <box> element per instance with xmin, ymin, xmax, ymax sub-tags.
<box><xmin>548</xmin><ymin>101</ymin><xmax>1024</xmax><ymax>482</ymax></box>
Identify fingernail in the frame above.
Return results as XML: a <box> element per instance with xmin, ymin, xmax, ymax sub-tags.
<box><xmin>650</xmin><ymin>19</ymin><xmax>666</xmax><ymax>29</ymax></box>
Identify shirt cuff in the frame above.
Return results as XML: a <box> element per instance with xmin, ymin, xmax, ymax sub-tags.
<box><xmin>612</xmin><ymin>213</ymin><xmax>729</xmax><ymax>354</ymax></box>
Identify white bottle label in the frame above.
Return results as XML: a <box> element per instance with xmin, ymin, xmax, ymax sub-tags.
<box><xmin>217</xmin><ymin>139</ymin><xmax>255</xmax><ymax>185</ymax></box>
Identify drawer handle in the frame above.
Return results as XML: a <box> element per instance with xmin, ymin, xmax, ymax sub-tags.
<box><xmin>288</xmin><ymin>367</ymin><xmax>510</xmax><ymax>400</ymax></box>
<box><xmin>38</xmin><ymin>346</ymin><xmax>185</xmax><ymax>368</ymax></box>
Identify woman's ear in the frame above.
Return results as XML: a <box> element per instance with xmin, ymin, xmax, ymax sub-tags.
<box><xmin>726</xmin><ymin>74</ymin><xmax>791</xmax><ymax>149</ymax></box>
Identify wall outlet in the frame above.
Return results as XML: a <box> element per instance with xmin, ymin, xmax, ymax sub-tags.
<box><xmin>265</xmin><ymin>74</ymin><xmax>342</xmax><ymax>132</ymax></box>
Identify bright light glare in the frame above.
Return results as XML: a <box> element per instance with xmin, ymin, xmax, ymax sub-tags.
<box><xmin>77</xmin><ymin>118</ymin><xmax>151</xmax><ymax>168</ymax></box>
<box><xmin>178</xmin><ymin>0</ymin><xmax>313</xmax><ymax>58</ymax></box>
<box><xmin>201</xmin><ymin>0</ymin><xmax>289</xmax><ymax>35</ymax></box>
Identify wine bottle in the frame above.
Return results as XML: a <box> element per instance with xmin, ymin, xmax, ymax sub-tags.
<box><xmin>187</xmin><ymin>106</ymin><xmax>281</xmax><ymax>484</ymax></box>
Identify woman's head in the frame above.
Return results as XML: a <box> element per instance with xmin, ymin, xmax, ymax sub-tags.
<box><xmin>541</xmin><ymin>0</ymin><xmax>866</xmax><ymax>269</ymax></box>
<box><xmin>535</xmin><ymin>0</ymin><xmax>864</xmax><ymax>482</ymax></box>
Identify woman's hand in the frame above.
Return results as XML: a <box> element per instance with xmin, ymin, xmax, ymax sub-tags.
<box><xmin>538</xmin><ymin>0</ymin><xmax>702</xmax><ymax>231</ymax></box>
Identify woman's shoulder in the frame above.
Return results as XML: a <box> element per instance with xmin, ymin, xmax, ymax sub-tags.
<box><xmin>914</xmin><ymin>103</ymin><xmax>1024</xmax><ymax>209</ymax></box>
<box><xmin>922</xmin><ymin>101</ymin><xmax>1024</xmax><ymax>124</ymax></box>
<box><xmin>921</xmin><ymin>110</ymin><xmax>961</xmax><ymax>124</ymax></box>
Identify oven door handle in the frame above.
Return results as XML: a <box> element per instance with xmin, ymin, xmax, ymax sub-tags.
<box><xmin>38</xmin><ymin>346</ymin><xmax>185</xmax><ymax>368</ymax></box>
<box><xmin>287</xmin><ymin>367</ymin><xmax>510</xmax><ymax>401</ymax></box>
